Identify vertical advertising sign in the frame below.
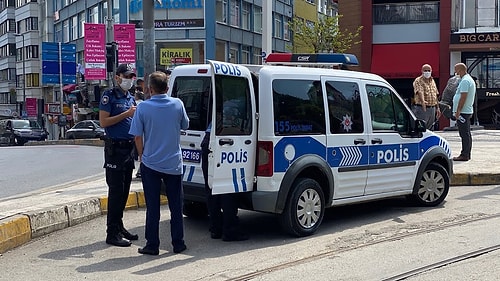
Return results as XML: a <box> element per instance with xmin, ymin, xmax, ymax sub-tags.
<box><xmin>114</xmin><ymin>24</ymin><xmax>136</xmax><ymax>69</ymax></box>
<box><xmin>26</xmin><ymin>97</ymin><xmax>37</xmax><ymax>117</ymax></box>
<box><xmin>84</xmin><ymin>23</ymin><xmax>107</xmax><ymax>80</ymax></box>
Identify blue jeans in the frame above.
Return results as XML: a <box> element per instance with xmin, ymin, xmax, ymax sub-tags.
<box><xmin>140</xmin><ymin>163</ymin><xmax>185</xmax><ymax>250</ymax></box>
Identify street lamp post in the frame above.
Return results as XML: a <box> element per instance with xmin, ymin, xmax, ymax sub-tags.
<box><xmin>15</xmin><ymin>33</ymin><xmax>26</xmax><ymax>115</ymax></box>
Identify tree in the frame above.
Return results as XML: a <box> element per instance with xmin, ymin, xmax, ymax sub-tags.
<box><xmin>290</xmin><ymin>15</ymin><xmax>362</xmax><ymax>53</ymax></box>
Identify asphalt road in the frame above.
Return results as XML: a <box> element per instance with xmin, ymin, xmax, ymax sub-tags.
<box><xmin>0</xmin><ymin>145</ymin><xmax>103</xmax><ymax>199</ymax></box>
<box><xmin>1</xmin><ymin>184</ymin><xmax>499</xmax><ymax>280</ymax></box>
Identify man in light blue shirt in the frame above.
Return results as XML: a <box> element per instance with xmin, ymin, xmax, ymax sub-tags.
<box><xmin>129</xmin><ymin>71</ymin><xmax>189</xmax><ymax>255</ymax></box>
<box><xmin>452</xmin><ymin>63</ymin><xmax>476</xmax><ymax>161</ymax></box>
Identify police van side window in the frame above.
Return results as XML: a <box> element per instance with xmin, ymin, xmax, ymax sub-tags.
<box><xmin>171</xmin><ymin>76</ymin><xmax>211</xmax><ymax>131</ymax></box>
<box><xmin>367</xmin><ymin>85</ymin><xmax>410</xmax><ymax>133</ymax></box>
<box><xmin>325</xmin><ymin>80</ymin><xmax>363</xmax><ymax>134</ymax></box>
<box><xmin>215</xmin><ymin>75</ymin><xmax>252</xmax><ymax>136</ymax></box>
<box><xmin>272</xmin><ymin>79</ymin><xmax>326</xmax><ymax>135</ymax></box>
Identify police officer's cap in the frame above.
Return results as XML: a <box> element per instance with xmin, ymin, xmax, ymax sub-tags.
<box><xmin>116</xmin><ymin>64</ymin><xmax>136</xmax><ymax>77</ymax></box>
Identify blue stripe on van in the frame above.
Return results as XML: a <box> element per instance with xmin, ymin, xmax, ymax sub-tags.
<box><xmin>187</xmin><ymin>165</ymin><xmax>195</xmax><ymax>182</ymax></box>
<box><xmin>240</xmin><ymin>167</ymin><xmax>247</xmax><ymax>192</ymax></box>
<box><xmin>274</xmin><ymin>135</ymin><xmax>449</xmax><ymax>173</ymax></box>
<box><xmin>232</xmin><ymin>168</ymin><xmax>239</xmax><ymax>192</ymax></box>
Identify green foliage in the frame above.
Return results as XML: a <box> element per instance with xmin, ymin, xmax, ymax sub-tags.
<box><xmin>289</xmin><ymin>15</ymin><xmax>363</xmax><ymax>53</ymax></box>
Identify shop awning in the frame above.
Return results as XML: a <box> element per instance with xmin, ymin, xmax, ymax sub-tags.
<box><xmin>63</xmin><ymin>84</ymin><xmax>77</xmax><ymax>93</ymax></box>
<box><xmin>76</xmin><ymin>108</ymin><xmax>94</xmax><ymax>115</ymax></box>
<box><xmin>371</xmin><ymin>43</ymin><xmax>440</xmax><ymax>79</ymax></box>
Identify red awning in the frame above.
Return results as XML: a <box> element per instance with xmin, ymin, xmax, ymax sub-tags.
<box><xmin>371</xmin><ymin>43</ymin><xmax>440</xmax><ymax>79</ymax></box>
<box><xmin>62</xmin><ymin>84</ymin><xmax>77</xmax><ymax>93</ymax></box>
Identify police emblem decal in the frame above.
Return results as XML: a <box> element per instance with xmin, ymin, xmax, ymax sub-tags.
<box><xmin>342</xmin><ymin>114</ymin><xmax>353</xmax><ymax>132</ymax></box>
<box><xmin>101</xmin><ymin>96</ymin><xmax>109</xmax><ymax>105</ymax></box>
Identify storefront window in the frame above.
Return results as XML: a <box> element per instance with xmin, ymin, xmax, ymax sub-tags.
<box><xmin>466</xmin><ymin>56</ymin><xmax>500</xmax><ymax>89</ymax></box>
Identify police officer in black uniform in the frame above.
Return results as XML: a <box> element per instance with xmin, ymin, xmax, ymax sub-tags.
<box><xmin>99</xmin><ymin>64</ymin><xmax>139</xmax><ymax>247</ymax></box>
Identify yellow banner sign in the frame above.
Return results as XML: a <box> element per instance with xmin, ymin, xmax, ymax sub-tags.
<box><xmin>160</xmin><ymin>48</ymin><xmax>192</xmax><ymax>65</ymax></box>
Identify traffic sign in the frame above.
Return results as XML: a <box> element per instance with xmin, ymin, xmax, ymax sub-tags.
<box><xmin>42</xmin><ymin>42</ymin><xmax>77</xmax><ymax>85</ymax></box>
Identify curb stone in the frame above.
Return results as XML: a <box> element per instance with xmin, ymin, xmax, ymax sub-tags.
<box><xmin>0</xmin><ymin>191</ymin><xmax>168</xmax><ymax>254</ymax></box>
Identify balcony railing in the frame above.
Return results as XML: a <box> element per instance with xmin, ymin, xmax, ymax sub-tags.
<box><xmin>373</xmin><ymin>2</ymin><xmax>439</xmax><ymax>25</ymax></box>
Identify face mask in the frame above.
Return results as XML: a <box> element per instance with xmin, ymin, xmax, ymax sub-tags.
<box><xmin>423</xmin><ymin>71</ymin><xmax>431</xmax><ymax>79</ymax></box>
<box><xmin>120</xmin><ymin>78</ymin><xmax>134</xmax><ymax>91</ymax></box>
<box><xmin>454</xmin><ymin>73</ymin><xmax>461</xmax><ymax>79</ymax></box>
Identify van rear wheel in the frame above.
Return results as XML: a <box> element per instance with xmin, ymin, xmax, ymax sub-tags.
<box><xmin>280</xmin><ymin>178</ymin><xmax>325</xmax><ymax>237</ymax></box>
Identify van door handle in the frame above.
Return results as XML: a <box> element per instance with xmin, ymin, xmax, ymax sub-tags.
<box><xmin>354</xmin><ymin>138</ymin><xmax>366</xmax><ymax>145</ymax></box>
<box><xmin>219</xmin><ymin>138</ymin><xmax>234</xmax><ymax>146</ymax></box>
<box><xmin>371</xmin><ymin>138</ymin><xmax>383</xmax><ymax>144</ymax></box>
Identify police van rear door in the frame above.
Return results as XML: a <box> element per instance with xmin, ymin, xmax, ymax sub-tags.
<box><xmin>208</xmin><ymin>60</ymin><xmax>257</xmax><ymax>195</ymax></box>
<box><xmin>170</xmin><ymin>66</ymin><xmax>212</xmax><ymax>187</ymax></box>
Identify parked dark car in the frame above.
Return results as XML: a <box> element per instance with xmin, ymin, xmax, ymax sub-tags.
<box><xmin>66</xmin><ymin>120</ymin><xmax>105</xmax><ymax>139</ymax></box>
<box><xmin>0</xmin><ymin>119</ymin><xmax>48</xmax><ymax>146</ymax></box>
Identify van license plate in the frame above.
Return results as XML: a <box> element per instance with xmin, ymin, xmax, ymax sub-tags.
<box><xmin>182</xmin><ymin>149</ymin><xmax>201</xmax><ymax>163</ymax></box>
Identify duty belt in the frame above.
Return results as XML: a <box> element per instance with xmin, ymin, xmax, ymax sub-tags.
<box><xmin>108</xmin><ymin>139</ymin><xmax>134</xmax><ymax>148</ymax></box>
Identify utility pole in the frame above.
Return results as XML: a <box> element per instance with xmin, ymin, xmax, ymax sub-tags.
<box><xmin>106</xmin><ymin>0</ymin><xmax>115</xmax><ymax>86</ymax></box>
<box><xmin>262</xmin><ymin>1</ymin><xmax>273</xmax><ymax>63</ymax></box>
<box><xmin>58</xmin><ymin>42</ymin><xmax>64</xmax><ymax>139</ymax></box>
<box><xmin>143</xmin><ymin>0</ymin><xmax>156</xmax><ymax>99</ymax></box>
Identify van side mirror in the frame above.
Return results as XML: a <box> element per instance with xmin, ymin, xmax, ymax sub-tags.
<box><xmin>414</xmin><ymin>119</ymin><xmax>427</xmax><ymax>133</ymax></box>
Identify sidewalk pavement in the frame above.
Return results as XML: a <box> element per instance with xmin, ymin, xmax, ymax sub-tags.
<box><xmin>1</xmin><ymin>130</ymin><xmax>499</xmax><ymax>254</ymax></box>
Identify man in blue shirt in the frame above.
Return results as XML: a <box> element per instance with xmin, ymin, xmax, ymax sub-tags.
<box><xmin>452</xmin><ymin>63</ymin><xmax>476</xmax><ymax>161</ymax></box>
<box><xmin>99</xmin><ymin>64</ymin><xmax>138</xmax><ymax>247</ymax></box>
<box><xmin>129</xmin><ymin>71</ymin><xmax>189</xmax><ymax>255</ymax></box>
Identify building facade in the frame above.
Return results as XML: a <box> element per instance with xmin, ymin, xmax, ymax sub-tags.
<box><xmin>340</xmin><ymin>0</ymin><xmax>500</xmax><ymax>129</ymax></box>
<box><xmin>0</xmin><ymin>0</ymin><xmax>339</xmax><ymax>134</ymax></box>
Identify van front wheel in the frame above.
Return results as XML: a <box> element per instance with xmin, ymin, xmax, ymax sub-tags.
<box><xmin>280</xmin><ymin>178</ymin><xmax>325</xmax><ymax>237</ymax></box>
<box><xmin>411</xmin><ymin>163</ymin><xmax>449</xmax><ymax>207</ymax></box>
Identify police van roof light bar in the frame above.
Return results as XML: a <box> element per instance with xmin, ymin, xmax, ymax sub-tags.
<box><xmin>265</xmin><ymin>53</ymin><xmax>359</xmax><ymax>66</ymax></box>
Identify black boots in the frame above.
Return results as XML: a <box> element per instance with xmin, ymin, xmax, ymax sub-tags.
<box><xmin>106</xmin><ymin>234</ymin><xmax>132</xmax><ymax>247</ymax></box>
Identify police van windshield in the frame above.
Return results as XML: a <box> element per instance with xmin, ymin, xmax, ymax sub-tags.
<box><xmin>171</xmin><ymin>76</ymin><xmax>211</xmax><ymax>131</ymax></box>
<box><xmin>12</xmin><ymin>120</ymin><xmax>41</xmax><ymax>129</ymax></box>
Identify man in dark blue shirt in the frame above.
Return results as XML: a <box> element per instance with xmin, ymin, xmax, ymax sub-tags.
<box><xmin>99</xmin><ymin>64</ymin><xmax>138</xmax><ymax>247</ymax></box>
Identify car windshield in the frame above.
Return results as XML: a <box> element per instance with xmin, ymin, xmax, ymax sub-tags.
<box><xmin>12</xmin><ymin>120</ymin><xmax>41</xmax><ymax>129</ymax></box>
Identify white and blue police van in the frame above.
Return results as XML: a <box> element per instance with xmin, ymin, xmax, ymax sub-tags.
<box><xmin>169</xmin><ymin>53</ymin><xmax>453</xmax><ymax>237</ymax></box>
